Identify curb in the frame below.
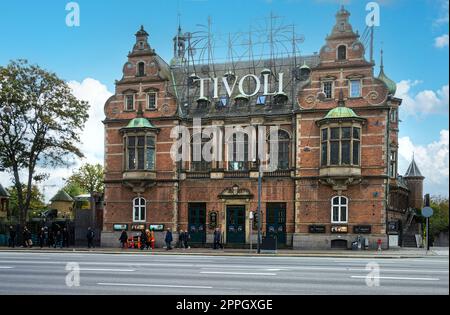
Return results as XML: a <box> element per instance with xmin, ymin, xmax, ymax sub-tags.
<box><xmin>0</xmin><ymin>248</ymin><xmax>438</xmax><ymax>259</ymax></box>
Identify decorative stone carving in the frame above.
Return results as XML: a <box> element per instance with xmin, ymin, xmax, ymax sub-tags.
<box><xmin>218</xmin><ymin>184</ymin><xmax>254</xmax><ymax>200</ymax></box>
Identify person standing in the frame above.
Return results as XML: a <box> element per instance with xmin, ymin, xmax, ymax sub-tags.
<box><xmin>48</xmin><ymin>228</ymin><xmax>55</xmax><ymax>248</ymax></box>
<box><xmin>43</xmin><ymin>227</ymin><xmax>49</xmax><ymax>247</ymax></box>
<box><xmin>213</xmin><ymin>228</ymin><xmax>223</xmax><ymax>250</ymax></box>
<box><xmin>149</xmin><ymin>229</ymin><xmax>155</xmax><ymax>250</ymax></box>
<box><xmin>165</xmin><ymin>228</ymin><xmax>173</xmax><ymax>250</ymax></box>
<box><xmin>55</xmin><ymin>229</ymin><xmax>62</xmax><ymax>248</ymax></box>
<box><xmin>145</xmin><ymin>229</ymin><xmax>152</xmax><ymax>250</ymax></box>
<box><xmin>119</xmin><ymin>230</ymin><xmax>128</xmax><ymax>249</ymax></box>
<box><xmin>8</xmin><ymin>226</ymin><xmax>16</xmax><ymax>248</ymax></box>
<box><xmin>87</xmin><ymin>227</ymin><xmax>95</xmax><ymax>249</ymax></box>
<box><xmin>38</xmin><ymin>228</ymin><xmax>45</xmax><ymax>248</ymax></box>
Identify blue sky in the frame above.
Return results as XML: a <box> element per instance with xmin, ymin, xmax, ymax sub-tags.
<box><xmin>0</xmin><ymin>0</ymin><xmax>448</xmax><ymax>198</ymax></box>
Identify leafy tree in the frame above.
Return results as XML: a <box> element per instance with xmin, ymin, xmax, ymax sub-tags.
<box><xmin>430</xmin><ymin>196</ymin><xmax>449</xmax><ymax>241</ymax></box>
<box><xmin>65</xmin><ymin>163</ymin><xmax>104</xmax><ymax>195</ymax></box>
<box><xmin>0</xmin><ymin>60</ymin><xmax>89</xmax><ymax>225</ymax></box>
<box><xmin>63</xmin><ymin>180</ymin><xmax>86</xmax><ymax>198</ymax></box>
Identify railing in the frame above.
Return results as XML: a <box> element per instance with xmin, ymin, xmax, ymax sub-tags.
<box><xmin>224</xmin><ymin>171</ymin><xmax>250</xmax><ymax>178</ymax></box>
<box><xmin>186</xmin><ymin>172</ymin><xmax>210</xmax><ymax>179</ymax></box>
<box><xmin>264</xmin><ymin>170</ymin><xmax>291</xmax><ymax>177</ymax></box>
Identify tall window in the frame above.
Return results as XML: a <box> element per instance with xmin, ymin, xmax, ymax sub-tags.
<box><xmin>269</xmin><ymin>130</ymin><xmax>290</xmax><ymax>170</ymax></box>
<box><xmin>390</xmin><ymin>109</ymin><xmax>398</xmax><ymax>123</ymax></box>
<box><xmin>133</xmin><ymin>197</ymin><xmax>146</xmax><ymax>222</ymax></box>
<box><xmin>337</xmin><ymin>45</ymin><xmax>347</xmax><ymax>60</ymax></box>
<box><xmin>125</xmin><ymin>95</ymin><xmax>134</xmax><ymax>111</ymax></box>
<box><xmin>349</xmin><ymin>80</ymin><xmax>361</xmax><ymax>98</ymax></box>
<box><xmin>389</xmin><ymin>150</ymin><xmax>397</xmax><ymax>178</ymax></box>
<box><xmin>137</xmin><ymin>62</ymin><xmax>145</xmax><ymax>77</ymax></box>
<box><xmin>228</xmin><ymin>132</ymin><xmax>249</xmax><ymax>171</ymax></box>
<box><xmin>191</xmin><ymin>134</ymin><xmax>212</xmax><ymax>172</ymax></box>
<box><xmin>331</xmin><ymin>196</ymin><xmax>348</xmax><ymax>223</ymax></box>
<box><xmin>321</xmin><ymin>126</ymin><xmax>361</xmax><ymax>166</ymax></box>
<box><xmin>323</xmin><ymin>81</ymin><xmax>333</xmax><ymax>99</ymax></box>
<box><xmin>148</xmin><ymin>92</ymin><xmax>157</xmax><ymax>109</ymax></box>
<box><xmin>126</xmin><ymin>135</ymin><xmax>156</xmax><ymax>171</ymax></box>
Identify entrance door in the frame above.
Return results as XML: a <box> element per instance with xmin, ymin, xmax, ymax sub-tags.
<box><xmin>188</xmin><ymin>203</ymin><xmax>206</xmax><ymax>244</ymax></box>
<box><xmin>226</xmin><ymin>205</ymin><xmax>246</xmax><ymax>244</ymax></box>
<box><xmin>266</xmin><ymin>203</ymin><xmax>286</xmax><ymax>245</ymax></box>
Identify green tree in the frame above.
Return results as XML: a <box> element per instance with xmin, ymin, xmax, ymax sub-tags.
<box><xmin>430</xmin><ymin>196</ymin><xmax>449</xmax><ymax>241</ymax></box>
<box><xmin>65</xmin><ymin>163</ymin><xmax>104</xmax><ymax>195</ymax></box>
<box><xmin>6</xmin><ymin>185</ymin><xmax>46</xmax><ymax>220</ymax></box>
<box><xmin>0</xmin><ymin>60</ymin><xmax>89</xmax><ymax>225</ymax></box>
<box><xmin>63</xmin><ymin>181</ymin><xmax>86</xmax><ymax>198</ymax></box>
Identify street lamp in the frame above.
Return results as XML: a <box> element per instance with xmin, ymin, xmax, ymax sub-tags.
<box><xmin>256</xmin><ymin>157</ymin><xmax>262</xmax><ymax>254</ymax></box>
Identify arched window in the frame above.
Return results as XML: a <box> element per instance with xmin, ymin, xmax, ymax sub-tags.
<box><xmin>269</xmin><ymin>130</ymin><xmax>290</xmax><ymax>170</ymax></box>
<box><xmin>337</xmin><ymin>45</ymin><xmax>347</xmax><ymax>60</ymax></box>
<box><xmin>228</xmin><ymin>132</ymin><xmax>249</xmax><ymax>171</ymax></box>
<box><xmin>137</xmin><ymin>62</ymin><xmax>145</xmax><ymax>77</ymax></box>
<box><xmin>331</xmin><ymin>196</ymin><xmax>348</xmax><ymax>223</ymax></box>
<box><xmin>191</xmin><ymin>134</ymin><xmax>212</xmax><ymax>172</ymax></box>
<box><xmin>133</xmin><ymin>197</ymin><xmax>146</xmax><ymax>222</ymax></box>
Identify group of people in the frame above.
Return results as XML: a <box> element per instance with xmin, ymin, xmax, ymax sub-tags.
<box><xmin>8</xmin><ymin>225</ymin><xmax>72</xmax><ymax>248</ymax></box>
<box><xmin>119</xmin><ymin>228</ymin><xmax>155</xmax><ymax>250</ymax></box>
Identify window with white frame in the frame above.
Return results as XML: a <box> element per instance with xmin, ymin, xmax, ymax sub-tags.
<box><xmin>349</xmin><ymin>80</ymin><xmax>361</xmax><ymax>98</ymax></box>
<box><xmin>133</xmin><ymin>197</ymin><xmax>146</xmax><ymax>222</ymax></box>
<box><xmin>126</xmin><ymin>135</ymin><xmax>156</xmax><ymax>171</ymax></box>
<box><xmin>125</xmin><ymin>94</ymin><xmax>134</xmax><ymax>111</ymax></box>
<box><xmin>322</xmin><ymin>81</ymin><xmax>333</xmax><ymax>99</ymax></box>
<box><xmin>331</xmin><ymin>196</ymin><xmax>348</xmax><ymax>223</ymax></box>
<box><xmin>148</xmin><ymin>92</ymin><xmax>157</xmax><ymax>109</ymax></box>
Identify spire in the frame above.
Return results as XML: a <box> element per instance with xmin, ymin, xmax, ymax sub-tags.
<box><xmin>327</xmin><ymin>5</ymin><xmax>357</xmax><ymax>40</ymax></box>
<box><xmin>405</xmin><ymin>155</ymin><xmax>424</xmax><ymax>178</ymax></box>
<box><xmin>377</xmin><ymin>49</ymin><xmax>397</xmax><ymax>95</ymax></box>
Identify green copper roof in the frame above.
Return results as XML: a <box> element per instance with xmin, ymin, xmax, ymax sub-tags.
<box><xmin>324</xmin><ymin>106</ymin><xmax>360</xmax><ymax>119</ymax></box>
<box><xmin>124</xmin><ymin>117</ymin><xmax>156</xmax><ymax>129</ymax></box>
<box><xmin>378</xmin><ymin>68</ymin><xmax>397</xmax><ymax>95</ymax></box>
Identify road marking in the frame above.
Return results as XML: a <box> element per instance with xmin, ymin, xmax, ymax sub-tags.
<box><xmin>348</xmin><ymin>268</ymin><xmax>449</xmax><ymax>274</ymax></box>
<box><xmin>200</xmin><ymin>271</ymin><xmax>276</xmax><ymax>276</ymax></box>
<box><xmin>0</xmin><ymin>267</ymin><xmax>13</xmax><ymax>269</ymax></box>
<box><xmin>351</xmin><ymin>276</ymin><xmax>440</xmax><ymax>281</ymax></box>
<box><xmin>80</xmin><ymin>268</ymin><xmax>136</xmax><ymax>272</ymax></box>
<box><xmin>98</xmin><ymin>282</ymin><xmax>213</xmax><ymax>289</ymax></box>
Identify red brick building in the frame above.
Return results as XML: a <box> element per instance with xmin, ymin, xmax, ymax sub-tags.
<box><xmin>102</xmin><ymin>7</ymin><xmax>424</xmax><ymax>249</ymax></box>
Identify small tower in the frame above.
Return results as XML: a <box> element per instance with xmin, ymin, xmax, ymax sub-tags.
<box><xmin>129</xmin><ymin>25</ymin><xmax>155</xmax><ymax>57</ymax></box>
<box><xmin>378</xmin><ymin>49</ymin><xmax>397</xmax><ymax>95</ymax></box>
<box><xmin>171</xmin><ymin>25</ymin><xmax>187</xmax><ymax>66</ymax></box>
<box><xmin>404</xmin><ymin>154</ymin><xmax>425</xmax><ymax>210</ymax></box>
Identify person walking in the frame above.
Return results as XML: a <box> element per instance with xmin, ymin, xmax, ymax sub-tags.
<box><xmin>23</xmin><ymin>227</ymin><xmax>32</xmax><ymax>248</ymax></box>
<box><xmin>183</xmin><ymin>230</ymin><xmax>190</xmax><ymax>249</ymax></box>
<box><xmin>38</xmin><ymin>228</ymin><xmax>45</xmax><ymax>248</ymax></box>
<box><xmin>140</xmin><ymin>229</ymin><xmax>147</xmax><ymax>250</ymax></box>
<box><xmin>119</xmin><ymin>230</ymin><xmax>128</xmax><ymax>249</ymax></box>
<box><xmin>149</xmin><ymin>229</ymin><xmax>155</xmax><ymax>250</ymax></box>
<box><xmin>178</xmin><ymin>229</ymin><xmax>185</xmax><ymax>249</ymax></box>
<box><xmin>165</xmin><ymin>228</ymin><xmax>173</xmax><ymax>250</ymax></box>
<box><xmin>62</xmin><ymin>228</ymin><xmax>70</xmax><ymax>248</ymax></box>
<box><xmin>87</xmin><ymin>227</ymin><xmax>95</xmax><ymax>249</ymax></box>
<box><xmin>8</xmin><ymin>226</ymin><xmax>16</xmax><ymax>248</ymax></box>
<box><xmin>145</xmin><ymin>229</ymin><xmax>152</xmax><ymax>250</ymax></box>
<box><xmin>213</xmin><ymin>228</ymin><xmax>223</xmax><ymax>250</ymax></box>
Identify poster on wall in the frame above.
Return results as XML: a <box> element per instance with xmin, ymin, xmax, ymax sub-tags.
<box><xmin>149</xmin><ymin>224</ymin><xmax>165</xmax><ymax>231</ymax></box>
<box><xmin>331</xmin><ymin>226</ymin><xmax>348</xmax><ymax>233</ymax></box>
<box><xmin>131</xmin><ymin>224</ymin><xmax>146</xmax><ymax>231</ymax></box>
<box><xmin>113</xmin><ymin>224</ymin><xmax>128</xmax><ymax>231</ymax></box>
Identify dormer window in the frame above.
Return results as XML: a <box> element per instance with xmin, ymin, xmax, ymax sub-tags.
<box><xmin>125</xmin><ymin>94</ymin><xmax>135</xmax><ymax>111</ymax></box>
<box><xmin>137</xmin><ymin>62</ymin><xmax>145</xmax><ymax>77</ymax></box>
<box><xmin>337</xmin><ymin>45</ymin><xmax>347</xmax><ymax>60</ymax></box>
<box><xmin>148</xmin><ymin>92</ymin><xmax>157</xmax><ymax>109</ymax></box>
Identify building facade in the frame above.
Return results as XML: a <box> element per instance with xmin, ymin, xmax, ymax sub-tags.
<box><xmin>102</xmin><ymin>7</ymin><xmax>424</xmax><ymax>249</ymax></box>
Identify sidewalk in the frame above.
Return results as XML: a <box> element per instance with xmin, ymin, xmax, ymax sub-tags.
<box><xmin>1</xmin><ymin>246</ymin><xmax>447</xmax><ymax>258</ymax></box>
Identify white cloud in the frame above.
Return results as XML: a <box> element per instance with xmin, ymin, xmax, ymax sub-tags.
<box><xmin>434</xmin><ymin>0</ymin><xmax>449</xmax><ymax>26</ymax></box>
<box><xmin>0</xmin><ymin>78</ymin><xmax>112</xmax><ymax>202</ymax></box>
<box><xmin>399</xmin><ymin>130</ymin><xmax>449</xmax><ymax>197</ymax></box>
<box><xmin>395</xmin><ymin>80</ymin><xmax>449</xmax><ymax>116</ymax></box>
<box><xmin>435</xmin><ymin>34</ymin><xmax>449</xmax><ymax>48</ymax></box>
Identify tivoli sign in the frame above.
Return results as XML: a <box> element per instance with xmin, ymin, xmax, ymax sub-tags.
<box><xmin>194</xmin><ymin>73</ymin><xmax>286</xmax><ymax>99</ymax></box>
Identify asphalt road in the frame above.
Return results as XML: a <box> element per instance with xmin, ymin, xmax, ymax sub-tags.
<box><xmin>0</xmin><ymin>252</ymin><xmax>448</xmax><ymax>295</ymax></box>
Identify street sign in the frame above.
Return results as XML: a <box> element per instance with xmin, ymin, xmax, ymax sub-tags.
<box><xmin>422</xmin><ymin>207</ymin><xmax>434</xmax><ymax>218</ymax></box>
